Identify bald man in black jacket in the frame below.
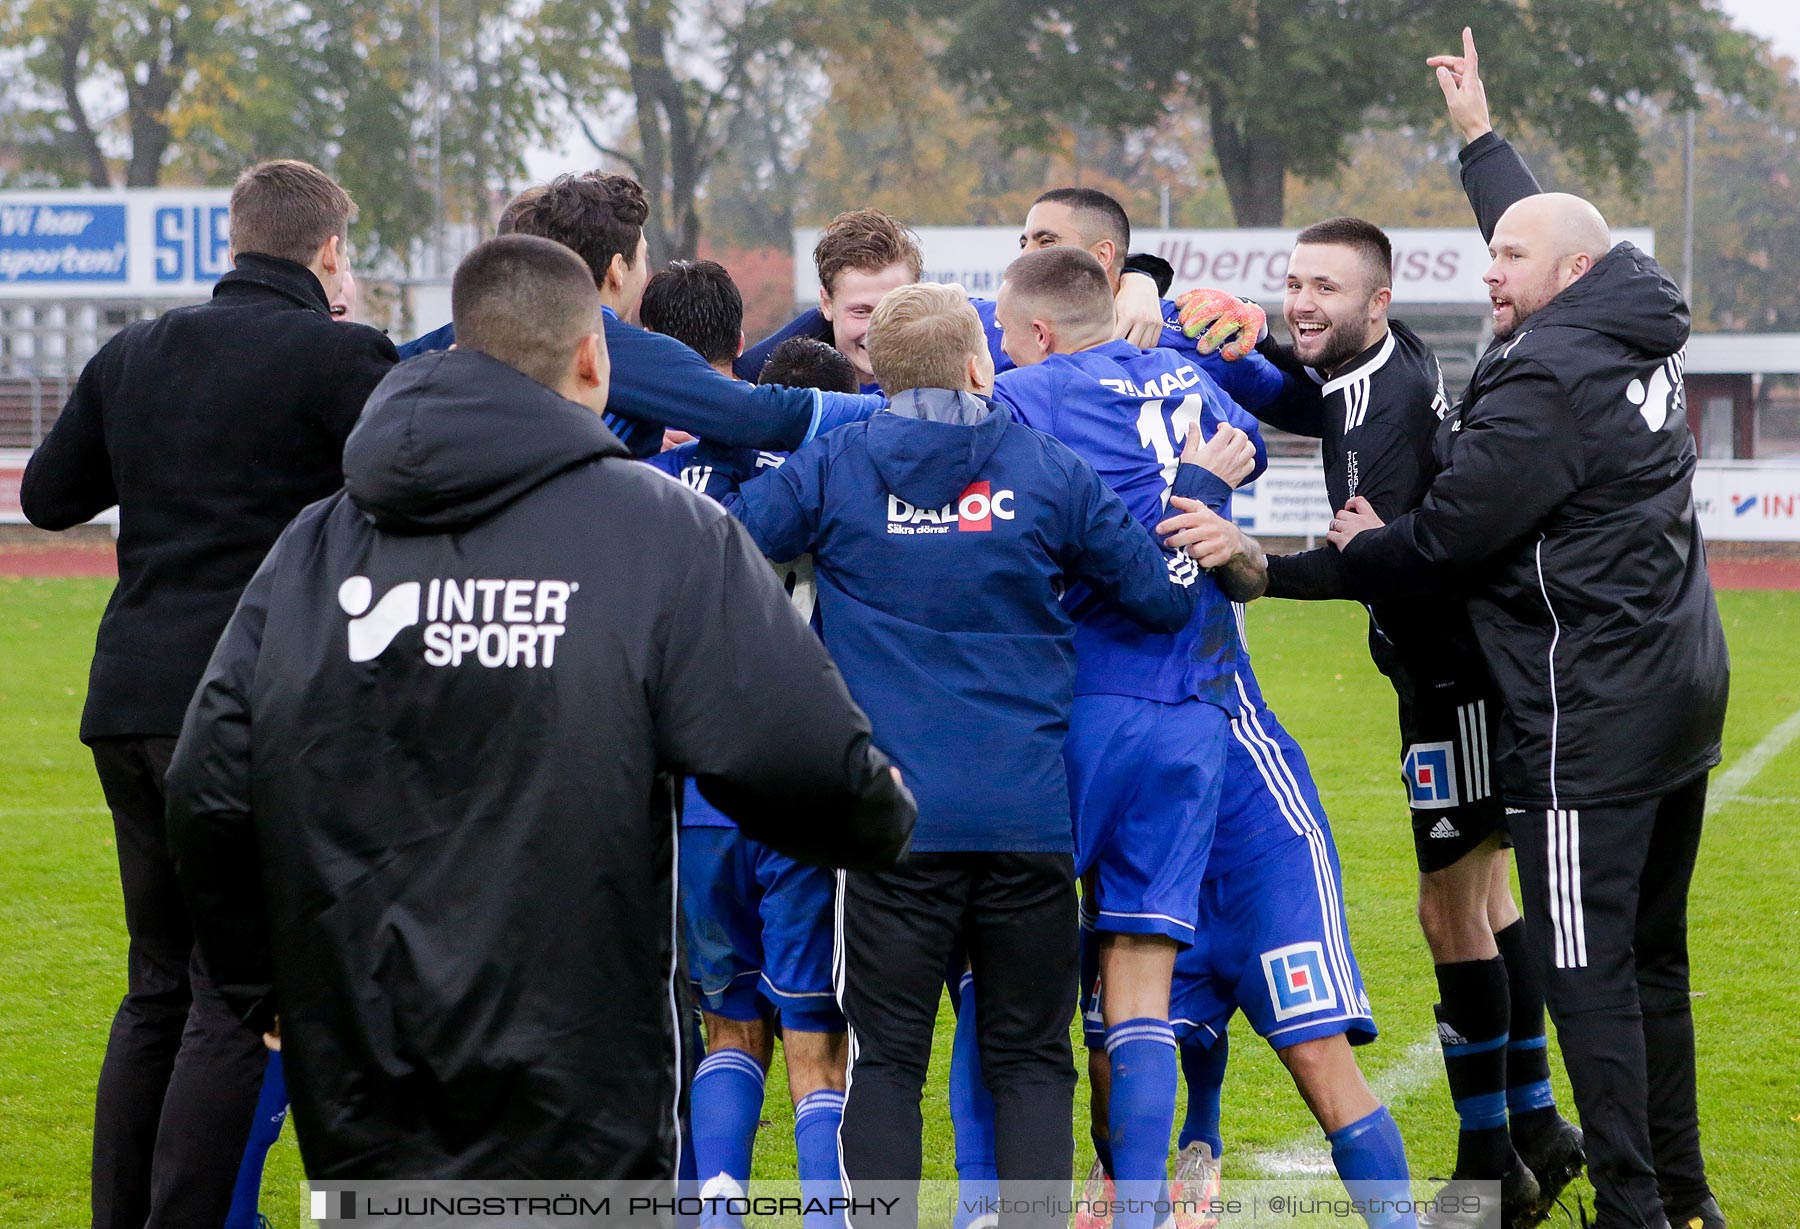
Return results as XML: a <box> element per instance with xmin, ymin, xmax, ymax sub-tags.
<box><xmin>1323</xmin><ymin>34</ymin><xmax>1727</xmax><ymax>1229</ymax></box>
<box><xmin>22</xmin><ymin>159</ymin><xmax>395</xmax><ymax>1229</ymax></box>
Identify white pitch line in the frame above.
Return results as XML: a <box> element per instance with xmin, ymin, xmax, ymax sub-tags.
<box><xmin>1706</xmin><ymin>705</ymin><xmax>1800</xmax><ymax>813</ymax></box>
<box><xmin>1250</xmin><ymin>703</ymin><xmax>1800</xmax><ymax>1179</ymax></box>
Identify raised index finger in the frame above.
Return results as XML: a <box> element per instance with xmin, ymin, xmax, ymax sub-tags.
<box><xmin>1463</xmin><ymin>26</ymin><xmax>1478</xmax><ymax>73</ymax></box>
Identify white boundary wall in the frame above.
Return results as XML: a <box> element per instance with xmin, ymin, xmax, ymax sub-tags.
<box><xmin>5</xmin><ymin>449</ymin><xmax>1795</xmax><ymax>541</ymax></box>
<box><xmin>1233</xmin><ymin>459</ymin><xmax>1800</xmax><ymax>543</ymax></box>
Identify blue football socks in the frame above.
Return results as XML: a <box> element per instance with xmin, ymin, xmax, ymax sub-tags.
<box><xmin>1327</xmin><ymin>1106</ymin><xmax>1414</xmax><ymax>1229</ymax></box>
<box><xmin>948</xmin><ymin>972</ymin><xmax>1000</xmax><ymax>1227</ymax></box>
<box><xmin>692</xmin><ymin>1047</ymin><xmax>766</xmax><ymax>1223</ymax></box>
<box><xmin>1177</xmin><ymin>1031</ymin><xmax>1228</xmax><ymax>1157</ymax></box>
<box><xmin>1105</xmin><ymin>1018</ymin><xmax>1178</xmax><ymax>1228</ymax></box>
<box><xmin>224</xmin><ymin>1050</ymin><xmax>288</xmax><ymax>1229</ymax></box>
<box><xmin>794</xmin><ymin>1088</ymin><xmax>847</xmax><ymax>1229</ymax></box>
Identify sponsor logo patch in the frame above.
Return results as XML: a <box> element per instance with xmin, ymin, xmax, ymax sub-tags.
<box><xmin>886</xmin><ymin>481</ymin><xmax>1016</xmax><ymax>535</ymax></box>
<box><xmin>1625</xmin><ymin>350</ymin><xmax>1686</xmax><ymax>432</ymax></box>
<box><xmin>340</xmin><ymin>575</ymin><xmax>579</xmax><ymax>668</ymax></box>
<box><xmin>1261</xmin><ymin>941</ymin><xmax>1338</xmax><ymax>1021</ymax></box>
<box><xmin>1404</xmin><ymin>741</ymin><xmax>1459</xmax><ymax>810</ymax></box>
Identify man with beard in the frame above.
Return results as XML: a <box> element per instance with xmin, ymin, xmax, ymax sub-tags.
<box><xmin>1187</xmin><ymin>217</ymin><xmax>1584</xmax><ymax>1226</ymax></box>
<box><xmin>1314</xmin><ymin>30</ymin><xmax>1728</xmax><ymax>1229</ymax></box>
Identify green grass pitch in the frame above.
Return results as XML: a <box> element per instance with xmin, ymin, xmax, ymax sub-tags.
<box><xmin>1</xmin><ymin>579</ymin><xmax>1796</xmax><ymax>1226</ymax></box>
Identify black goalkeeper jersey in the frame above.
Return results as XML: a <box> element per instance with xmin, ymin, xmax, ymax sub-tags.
<box><xmin>1258</xmin><ymin>321</ymin><xmax>1490</xmax><ymax>694</ymax></box>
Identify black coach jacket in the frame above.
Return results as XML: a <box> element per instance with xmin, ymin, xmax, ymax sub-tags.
<box><xmin>166</xmin><ymin>349</ymin><xmax>914</xmax><ymax>1179</ymax></box>
<box><xmin>20</xmin><ymin>254</ymin><xmax>396</xmax><ymax>740</ymax></box>
<box><xmin>1337</xmin><ymin>135</ymin><xmax>1728</xmax><ymax>810</ymax></box>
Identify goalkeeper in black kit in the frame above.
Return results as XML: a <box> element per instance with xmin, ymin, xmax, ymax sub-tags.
<box><xmin>1180</xmin><ymin>214</ymin><xmax>1583</xmax><ymax>1229</ymax></box>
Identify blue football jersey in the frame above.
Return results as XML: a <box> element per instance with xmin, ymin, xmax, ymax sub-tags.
<box><xmin>993</xmin><ymin>339</ymin><xmax>1267</xmax><ymax>711</ymax></box>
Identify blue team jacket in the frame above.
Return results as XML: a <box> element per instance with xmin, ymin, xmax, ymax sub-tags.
<box><xmin>993</xmin><ymin>339</ymin><xmax>1265</xmax><ymax>711</ymax></box>
<box><xmin>398</xmin><ymin>310</ymin><xmax>884</xmax><ymax>457</ymax></box>
<box><xmin>726</xmin><ymin>392</ymin><xmax>1209</xmax><ymax>853</ymax></box>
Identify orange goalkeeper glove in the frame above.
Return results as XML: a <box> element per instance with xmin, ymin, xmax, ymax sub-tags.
<box><xmin>1175</xmin><ymin>288</ymin><xmax>1265</xmax><ymax>361</ymax></box>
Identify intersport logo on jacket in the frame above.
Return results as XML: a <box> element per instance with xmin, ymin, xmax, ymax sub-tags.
<box><xmin>886</xmin><ymin>481</ymin><xmax>1016</xmax><ymax>535</ymax></box>
<box><xmin>338</xmin><ymin>575</ymin><xmax>578</xmax><ymax>668</ymax></box>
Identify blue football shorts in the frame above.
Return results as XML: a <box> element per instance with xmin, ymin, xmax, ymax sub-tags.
<box><xmin>679</xmin><ymin>825</ymin><xmax>842</xmax><ymax>1033</ymax></box>
<box><xmin>1066</xmin><ymin>693</ymin><xmax>1230</xmax><ymax>945</ymax></box>
<box><xmin>1083</xmin><ymin>700</ymin><xmax>1375</xmax><ymax>1051</ymax></box>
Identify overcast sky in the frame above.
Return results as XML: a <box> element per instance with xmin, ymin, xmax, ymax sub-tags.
<box><xmin>1720</xmin><ymin>0</ymin><xmax>1800</xmax><ymax>62</ymax></box>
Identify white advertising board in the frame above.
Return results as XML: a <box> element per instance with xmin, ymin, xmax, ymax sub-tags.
<box><xmin>1692</xmin><ymin>461</ymin><xmax>1800</xmax><ymax>542</ymax></box>
<box><xmin>794</xmin><ymin>226</ymin><xmax>1654</xmax><ymax>307</ymax></box>
<box><xmin>1234</xmin><ymin>458</ymin><xmax>1800</xmax><ymax>543</ymax></box>
<box><xmin>1228</xmin><ymin>460</ymin><xmax>1335</xmax><ymax>539</ymax></box>
<box><xmin>0</xmin><ymin>448</ymin><xmax>116</xmax><ymax>524</ymax></box>
<box><xmin>0</xmin><ymin>189</ymin><xmax>234</xmax><ymax>300</ymax></box>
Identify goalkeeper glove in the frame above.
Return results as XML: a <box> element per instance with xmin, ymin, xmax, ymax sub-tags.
<box><xmin>1175</xmin><ymin>288</ymin><xmax>1265</xmax><ymax>361</ymax></box>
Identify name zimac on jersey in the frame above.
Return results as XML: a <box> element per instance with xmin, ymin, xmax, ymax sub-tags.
<box><xmin>339</xmin><ymin>575</ymin><xmax>578</xmax><ymax>669</ymax></box>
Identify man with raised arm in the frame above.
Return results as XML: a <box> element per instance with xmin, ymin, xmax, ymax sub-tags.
<box><xmin>1180</xmin><ymin>212</ymin><xmax>1587</xmax><ymax>1225</ymax></box>
<box><xmin>1319</xmin><ymin>31</ymin><xmax>1728</xmax><ymax>1229</ymax></box>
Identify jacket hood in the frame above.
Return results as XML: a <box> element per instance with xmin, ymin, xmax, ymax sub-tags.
<box><xmin>344</xmin><ymin>348</ymin><xmax>630</xmax><ymax>533</ymax></box>
<box><xmin>865</xmin><ymin>397</ymin><xmax>1012</xmax><ymax>510</ymax></box>
<box><xmin>1522</xmin><ymin>242</ymin><xmax>1689</xmax><ymax>358</ymax></box>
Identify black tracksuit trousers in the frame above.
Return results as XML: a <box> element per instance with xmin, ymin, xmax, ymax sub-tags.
<box><xmin>89</xmin><ymin>737</ymin><xmax>268</xmax><ymax>1229</ymax></box>
<box><xmin>1511</xmin><ymin>774</ymin><xmax>1714</xmax><ymax>1229</ymax></box>
<box><xmin>836</xmin><ymin>852</ymin><xmax>1078</xmax><ymax>1229</ymax></box>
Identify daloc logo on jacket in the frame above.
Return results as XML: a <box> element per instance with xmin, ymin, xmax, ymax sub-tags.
<box><xmin>338</xmin><ymin>575</ymin><xmax>578</xmax><ymax>668</ymax></box>
<box><xmin>885</xmin><ymin>480</ymin><xmax>1016</xmax><ymax>536</ymax></box>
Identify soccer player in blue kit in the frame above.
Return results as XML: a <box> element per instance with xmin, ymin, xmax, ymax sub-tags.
<box><xmin>953</xmin><ymin>251</ymin><xmax>1413</xmax><ymax>1225</ymax></box>
<box><xmin>986</xmin><ymin>247</ymin><xmax>1267</xmax><ymax>1228</ymax></box>
<box><xmin>639</xmin><ymin>268</ymin><xmax>856</xmax><ymax>1229</ymax></box>
<box><xmin>1071</xmin><ymin>599</ymin><xmax>1416</xmax><ymax>1229</ymax></box>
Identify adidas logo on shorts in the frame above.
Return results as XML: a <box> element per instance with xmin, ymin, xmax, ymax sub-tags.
<box><xmin>1428</xmin><ymin>817</ymin><xmax>1460</xmax><ymax>840</ymax></box>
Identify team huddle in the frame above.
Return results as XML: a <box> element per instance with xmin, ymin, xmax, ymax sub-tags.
<box><xmin>25</xmin><ymin>29</ymin><xmax>1726</xmax><ymax>1229</ymax></box>
<box><xmin>621</xmin><ymin>204</ymin><xmax>1557</xmax><ymax>1229</ymax></box>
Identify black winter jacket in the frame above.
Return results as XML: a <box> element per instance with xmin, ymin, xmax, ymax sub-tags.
<box><xmin>1337</xmin><ymin>134</ymin><xmax>1728</xmax><ymax>809</ymax></box>
<box><xmin>165</xmin><ymin>350</ymin><xmax>914</xmax><ymax>1179</ymax></box>
<box><xmin>20</xmin><ymin>254</ymin><xmax>397</xmax><ymax>740</ymax></box>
